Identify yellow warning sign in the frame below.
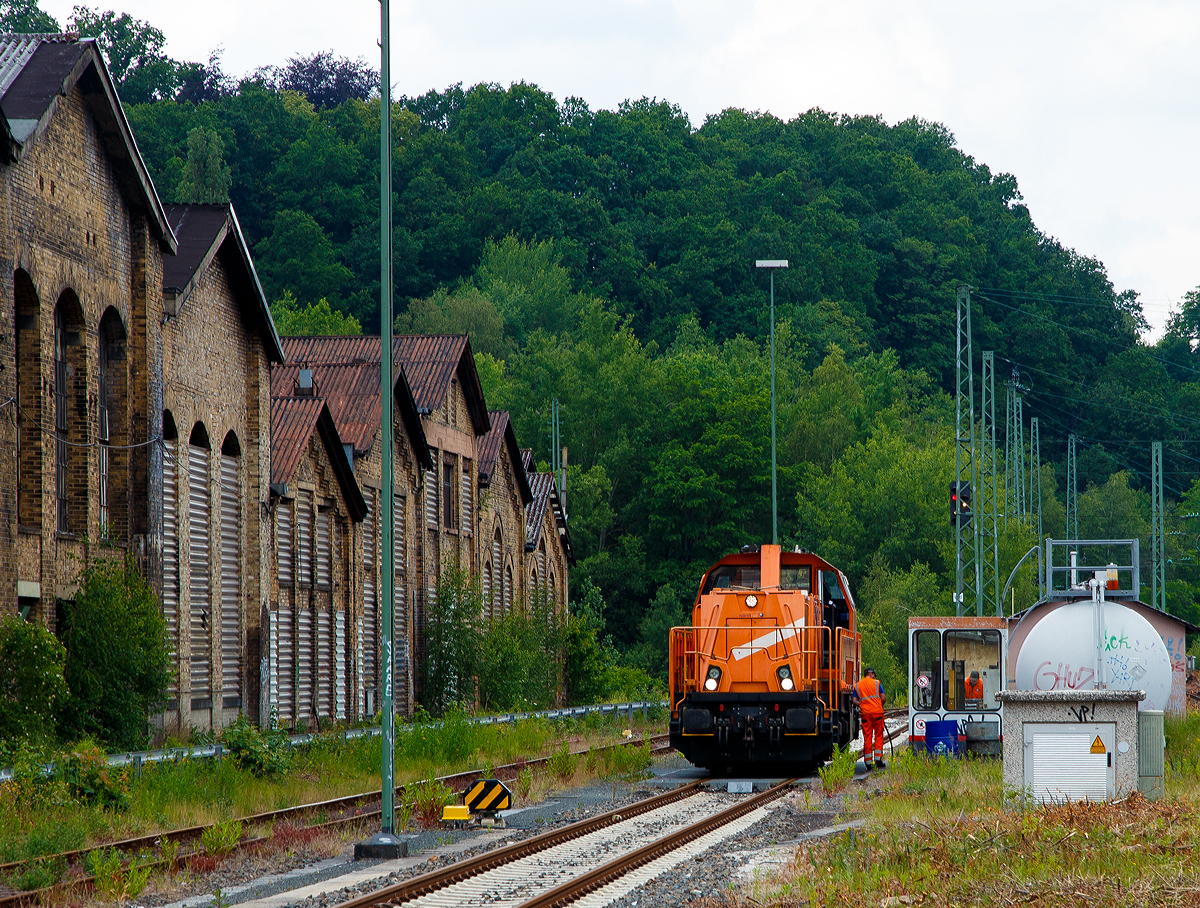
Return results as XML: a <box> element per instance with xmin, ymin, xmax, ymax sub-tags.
<box><xmin>1090</xmin><ymin>736</ymin><xmax>1106</xmax><ymax>754</ymax></box>
<box><xmin>464</xmin><ymin>778</ymin><xmax>512</xmax><ymax>812</ymax></box>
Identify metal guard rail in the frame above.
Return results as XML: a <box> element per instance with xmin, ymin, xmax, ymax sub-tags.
<box><xmin>0</xmin><ymin>699</ymin><xmax>668</xmax><ymax>782</ymax></box>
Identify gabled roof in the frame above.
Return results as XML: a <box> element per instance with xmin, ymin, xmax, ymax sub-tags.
<box><xmin>165</xmin><ymin>204</ymin><xmax>284</xmax><ymax>363</ymax></box>
<box><xmin>271</xmin><ymin>395</ymin><xmax>366</xmax><ymax>522</ymax></box>
<box><xmin>526</xmin><ymin>471</ymin><xmax>573</xmax><ymax>564</ymax></box>
<box><xmin>271</xmin><ymin>360</ymin><xmax>431</xmax><ymax>470</ymax></box>
<box><xmin>281</xmin><ymin>335</ymin><xmax>491</xmax><ymax>435</ymax></box>
<box><xmin>0</xmin><ymin>34</ymin><xmax>175</xmax><ymax>251</ymax></box>
<box><xmin>520</xmin><ymin>448</ymin><xmax>535</xmax><ymax>474</ymax></box>
<box><xmin>478</xmin><ymin>410</ymin><xmax>533</xmax><ymax>504</ymax></box>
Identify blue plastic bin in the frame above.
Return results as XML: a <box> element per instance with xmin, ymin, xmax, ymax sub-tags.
<box><xmin>925</xmin><ymin>719</ymin><xmax>960</xmax><ymax>757</ymax></box>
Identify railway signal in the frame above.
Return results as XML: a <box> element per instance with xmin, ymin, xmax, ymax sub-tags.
<box><xmin>951</xmin><ymin>481</ymin><xmax>973</xmax><ymax>524</ymax></box>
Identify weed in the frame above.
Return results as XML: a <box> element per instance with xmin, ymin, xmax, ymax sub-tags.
<box><xmin>584</xmin><ymin>747</ymin><xmax>599</xmax><ymax>774</ymax></box>
<box><xmin>548</xmin><ymin>742</ymin><xmax>577</xmax><ymax>783</ymax></box>
<box><xmin>222</xmin><ymin>718</ymin><xmax>291</xmax><ymax>777</ymax></box>
<box><xmin>8</xmin><ymin>856</ymin><xmax>66</xmax><ymax>891</ymax></box>
<box><xmin>88</xmin><ymin>848</ymin><xmax>151</xmax><ymax>902</ymax></box>
<box><xmin>406</xmin><ymin>779</ymin><xmax>453</xmax><ymax>828</ymax></box>
<box><xmin>158</xmin><ymin>834</ymin><xmax>180</xmax><ymax>877</ymax></box>
<box><xmin>818</xmin><ymin>745</ymin><xmax>856</xmax><ymax>796</ymax></box>
<box><xmin>200</xmin><ymin>819</ymin><xmax>242</xmax><ymax>857</ymax></box>
<box><xmin>516</xmin><ymin>765</ymin><xmax>534</xmax><ymax>803</ymax></box>
<box><xmin>396</xmin><ymin>794</ymin><xmax>414</xmax><ymax>832</ymax></box>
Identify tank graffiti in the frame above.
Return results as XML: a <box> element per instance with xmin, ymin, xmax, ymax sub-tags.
<box><xmin>1034</xmin><ymin>661</ymin><xmax>1094</xmax><ymax>691</ymax></box>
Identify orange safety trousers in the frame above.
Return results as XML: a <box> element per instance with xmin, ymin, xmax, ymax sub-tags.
<box><xmin>862</xmin><ymin>714</ymin><xmax>886</xmax><ymax>762</ymax></box>
<box><xmin>855</xmin><ymin>677</ymin><xmax>886</xmax><ymax>762</ymax></box>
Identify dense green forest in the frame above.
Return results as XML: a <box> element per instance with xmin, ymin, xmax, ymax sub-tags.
<box><xmin>10</xmin><ymin>2</ymin><xmax>1200</xmax><ymax>694</ymax></box>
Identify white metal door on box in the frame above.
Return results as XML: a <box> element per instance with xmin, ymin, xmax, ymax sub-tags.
<box><xmin>1023</xmin><ymin>722</ymin><xmax>1115</xmax><ymax>803</ymax></box>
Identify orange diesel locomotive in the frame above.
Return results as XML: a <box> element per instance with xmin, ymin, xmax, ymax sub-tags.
<box><xmin>669</xmin><ymin>544</ymin><xmax>862</xmax><ymax>771</ymax></box>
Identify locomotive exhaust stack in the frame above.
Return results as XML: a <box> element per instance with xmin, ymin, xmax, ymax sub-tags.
<box><xmin>668</xmin><ymin>544</ymin><xmax>862</xmax><ymax>773</ymax></box>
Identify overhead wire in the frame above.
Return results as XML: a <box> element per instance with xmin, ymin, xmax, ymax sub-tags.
<box><xmin>0</xmin><ymin>397</ymin><xmax>164</xmax><ymax>450</ymax></box>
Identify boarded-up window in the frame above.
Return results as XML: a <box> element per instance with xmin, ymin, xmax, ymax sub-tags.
<box><xmin>316</xmin><ymin>506</ymin><xmax>332</xmax><ymax>589</ymax></box>
<box><xmin>188</xmin><ymin>442</ymin><xmax>211</xmax><ymax>698</ymax></box>
<box><xmin>482</xmin><ymin>564</ymin><xmax>491</xmax><ymax>616</ymax></box>
<box><xmin>276</xmin><ymin>607</ymin><xmax>294</xmax><ymax>723</ymax></box>
<box><xmin>297</xmin><ymin>491</ymin><xmax>313</xmax><ymax>586</ymax></box>
<box><xmin>492</xmin><ymin>533</ymin><xmax>502</xmax><ymax>613</ymax></box>
<box><xmin>162</xmin><ymin>440</ymin><xmax>179</xmax><ymax>701</ymax></box>
<box><xmin>317</xmin><ymin>610</ymin><xmax>332</xmax><ymax>717</ymax></box>
<box><xmin>277</xmin><ymin>500</ymin><xmax>293</xmax><ymax>588</ymax></box>
<box><xmin>461</xmin><ymin>460</ymin><xmax>472</xmax><ymax>534</ymax></box>
<box><xmin>503</xmin><ymin>565</ymin><xmax>512</xmax><ymax>613</ymax></box>
<box><xmin>394</xmin><ymin>492</ymin><xmax>406</xmax><ymax>570</ymax></box>
<box><xmin>219</xmin><ymin>455</ymin><xmax>242</xmax><ymax>706</ymax></box>
<box><xmin>54</xmin><ymin>307</ymin><xmax>68</xmax><ymax>533</ymax></box>
<box><xmin>268</xmin><ymin>609</ymin><xmax>278</xmax><ymax>717</ymax></box>
<box><xmin>297</xmin><ymin>609</ymin><xmax>313</xmax><ymax>720</ymax></box>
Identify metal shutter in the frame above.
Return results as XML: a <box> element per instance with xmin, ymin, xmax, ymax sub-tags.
<box><xmin>276</xmin><ymin>607</ymin><xmax>295</xmax><ymax>723</ymax></box>
<box><xmin>538</xmin><ymin>548</ymin><xmax>546</xmax><ymax>591</ymax></box>
<box><xmin>1027</xmin><ymin>728</ymin><xmax>1112</xmax><ymax>803</ymax></box>
<box><xmin>219</xmin><ymin>455</ymin><xmax>241</xmax><ymax>706</ymax></box>
<box><xmin>503</xmin><ymin>566</ymin><xmax>512</xmax><ymax>613</ymax></box>
<box><xmin>492</xmin><ymin>535</ymin><xmax>502</xmax><ymax>613</ymax></box>
<box><xmin>425</xmin><ymin>462</ymin><xmax>437</xmax><ymax>527</ymax></box>
<box><xmin>316</xmin><ymin>507</ymin><xmax>331</xmax><ymax>589</ymax></box>
<box><xmin>335</xmin><ymin>611</ymin><xmax>346</xmax><ymax>720</ymax></box>
<box><xmin>268</xmin><ymin>609</ymin><xmax>278</xmax><ymax>722</ymax></box>
<box><xmin>277</xmin><ymin>500</ymin><xmax>293</xmax><ymax>588</ymax></box>
<box><xmin>356</xmin><ymin>615</ymin><xmax>365</xmax><ymax>714</ymax></box>
<box><xmin>297</xmin><ymin>491</ymin><xmax>313</xmax><ymax>586</ymax></box>
<box><xmin>297</xmin><ymin>608</ymin><xmax>313</xmax><ymax>721</ymax></box>
<box><xmin>394</xmin><ymin>492</ymin><xmax>406</xmax><ymax>571</ymax></box>
<box><xmin>162</xmin><ymin>440</ymin><xmax>179</xmax><ymax>701</ymax></box>
<box><xmin>362</xmin><ymin>501</ymin><xmax>376</xmax><ymax>707</ymax></box>
<box><xmin>316</xmin><ymin>609</ymin><xmax>332</xmax><ymax>717</ymax></box>
<box><xmin>482</xmin><ymin>565</ymin><xmax>491</xmax><ymax>616</ymax></box>
<box><xmin>462</xmin><ymin>462</ymin><xmax>472</xmax><ymax>532</ymax></box>
<box><xmin>188</xmin><ymin>444</ymin><xmax>211</xmax><ymax>697</ymax></box>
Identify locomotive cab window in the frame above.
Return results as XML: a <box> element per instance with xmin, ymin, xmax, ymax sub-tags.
<box><xmin>944</xmin><ymin>629</ymin><xmax>1001</xmax><ymax>711</ymax></box>
<box><xmin>912</xmin><ymin>630</ymin><xmax>941</xmax><ymax>711</ymax></box>
<box><xmin>703</xmin><ymin>565</ymin><xmax>761</xmax><ymax>593</ymax></box>
<box><xmin>819</xmin><ymin>571</ymin><xmax>851</xmax><ymax>628</ymax></box>
<box><xmin>780</xmin><ymin>564</ymin><xmax>811</xmax><ymax>591</ymax></box>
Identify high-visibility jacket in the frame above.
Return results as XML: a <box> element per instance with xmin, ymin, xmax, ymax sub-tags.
<box><xmin>965</xmin><ymin>677</ymin><xmax>984</xmax><ymax>699</ymax></box>
<box><xmin>854</xmin><ymin>677</ymin><xmax>885</xmax><ymax>717</ymax></box>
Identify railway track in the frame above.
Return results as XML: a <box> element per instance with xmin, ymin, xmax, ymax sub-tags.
<box><xmin>328</xmin><ymin>779</ymin><xmax>793</xmax><ymax>908</ymax></box>
<box><xmin>0</xmin><ymin>733</ymin><xmax>672</xmax><ymax>908</ymax></box>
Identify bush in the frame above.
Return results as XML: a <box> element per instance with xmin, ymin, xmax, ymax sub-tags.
<box><xmin>0</xmin><ymin>617</ymin><xmax>68</xmax><ymax>744</ymax></box>
<box><xmin>58</xmin><ymin>555</ymin><xmax>172</xmax><ymax>751</ymax></box>
<box><xmin>478</xmin><ymin>589</ymin><xmax>566</xmax><ymax>711</ymax></box>
<box><xmin>53</xmin><ymin>740</ymin><xmax>130</xmax><ymax>811</ymax></box>
<box><xmin>422</xmin><ymin>569</ymin><xmax>481</xmax><ymax>717</ymax></box>
<box><xmin>223</xmin><ymin>717</ymin><xmax>291</xmax><ymax>776</ymax></box>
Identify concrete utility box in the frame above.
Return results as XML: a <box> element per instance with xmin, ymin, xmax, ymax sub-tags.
<box><xmin>996</xmin><ymin>690</ymin><xmax>1143</xmax><ymax>804</ymax></box>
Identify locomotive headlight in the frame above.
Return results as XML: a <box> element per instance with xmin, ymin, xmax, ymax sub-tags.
<box><xmin>777</xmin><ymin>665</ymin><xmax>795</xmax><ymax>691</ymax></box>
<box><xmin>704</xmin><ymin>665</ymin><xmax>721</xmax><ymax>691</ymax></box>
<box><xmin>745</xmin><ymin>595</ymin><xmax>758</xmax><ymax>608</ymax></box>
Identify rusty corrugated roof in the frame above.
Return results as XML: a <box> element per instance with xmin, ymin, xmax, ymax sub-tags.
<box><xmin>478</xmin><ymin>411</ymin><xmax>533</xmax><ymax>505</ymax></box>
<box><xmin>525</xmin><ymin>471</ymin><xmax>572</xmax><ymax>563</ymax></box>
<box><xmin>271</xmin><ymin>360</ymin><xmax>431</xmax><ymax>470</ymax></box>
<box><xmin>520</xmin><ymin>448</ymin><xmax>535</xmax><ymax>475</ymax></box>
<box><xmin>270</xmin><ymin>395</ymin><xmax>366</xmax><ymax>521</ymax></box>
<box><xmin>281</xmin><ymin>335</ymin><xmax>490</xmax><ymax>435</ymax></box>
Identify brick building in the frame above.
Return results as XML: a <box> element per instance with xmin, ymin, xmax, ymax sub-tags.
<box><xmin>525</xmin><ymin>470</ymin><xmax>572</xmax><ymax>612</ymax></box>
<box><xmin>272</xmin><ymin>348</ymin><xmax>432</xmax><ymax>719</ymax></box>
<box><xmin>476</xmin><ymin>410</ymin><xmax>533</xmax><ymax>617</ymax></box>
<box><xmin>1</xmin><ymin>34</ymin><xmax>177</xmax><ymax>620</ymax></box>
<box><xmin>265</xmin><ymin>393</ymin><xmax>365</xmax><ymax>729</ymax></box>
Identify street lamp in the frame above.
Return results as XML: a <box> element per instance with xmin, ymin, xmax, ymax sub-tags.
<box><xmin>756</xmin><ymin>260</ymin><xmax>788</xmax><ymax>545</ymax></box>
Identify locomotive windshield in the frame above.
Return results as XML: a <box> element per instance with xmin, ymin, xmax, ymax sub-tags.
<box><xmin>780</xmin><ymin>565</ymin><xmax>812</xmax><ymax>590</ymax></box>
<box><xmin>703</xmin><ymin>565</ymin><xmax>761</xmax><ymax>593</ymax></box>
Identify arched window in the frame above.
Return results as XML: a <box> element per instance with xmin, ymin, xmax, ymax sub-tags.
<box><xmin>162</xmin><ymin>411</ymin><xmax>180</xmax><ymax>704</ymax></box>
<box><xmin>503</xmin><ymin>565</ymin><xmax>513</xmax><ymax>614</ymax></box>
<box><xmin>492</xmin><ymin>528</ymin><xmax>503</xmax><ymax>614</ymax></box>
<box><xmin>98</xmin><ymin>308</ymin><xmax>127</xmax><ymax>539</ymax></box>
<box><xmin>188</xmin><ymin>422</ymin><xmax>212</xmax><ymax>704</ymax></box>
<box><xmin>219</xmin><ymin>431</ymin><xmax>242</xmax><ymax>708</ymax></box>
<box><xmin>482</xmin><ymin>563</ymin><xmax>491</xmax><ymax>618</ymax></box>
<box><xmin>53</xmin><ymin>292</ymin><xmax>84</xmax><ymax>535</ymax></box>
<box><xmin>14</xmin><ymin>270</ymin><xmax>41</xmax><ymax>529</ymax></box>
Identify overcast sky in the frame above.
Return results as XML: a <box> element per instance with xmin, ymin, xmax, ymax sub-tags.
<box><xmin>42</xmin><ymin>0</ymin><xmax>1200</xmax><ymax>338</ymax></box>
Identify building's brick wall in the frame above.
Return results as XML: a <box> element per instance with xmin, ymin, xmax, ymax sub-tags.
<box><xmin>479</xmin><ymin>443</ymin><xmax>525</xmax><ymax>617</ymax></box>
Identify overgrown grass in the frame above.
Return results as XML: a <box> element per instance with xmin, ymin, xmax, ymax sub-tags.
<box><xmin>0</xmin><ymin>709</ymin><xmax>663</xmax><ymax>885</ymax></box>
<box><xmin>747</xmin><ymin>721</ymin><xmax>1200</xmax><ymax>907</ymax></box>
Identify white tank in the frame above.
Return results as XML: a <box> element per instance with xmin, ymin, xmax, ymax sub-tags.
<box><xmin>1014</xmin><ymin>601</ymin><xmax>1173</xmax><ymax>711</ymax></box>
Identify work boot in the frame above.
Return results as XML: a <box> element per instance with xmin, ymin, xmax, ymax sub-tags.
<box><xmin>874</xmin><ymin>759</ymin><xmax>888</xmax><ymax>770</ymax></box>
<box><xmin>862</xmin><ymin>759</ymin><xmax>872</xmax><ymax>771</ymax></box>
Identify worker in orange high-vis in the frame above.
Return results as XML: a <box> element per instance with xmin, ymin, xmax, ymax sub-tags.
<box><xmin>852</xmin><ymin>667</ymin><xmax>887</xmax><ymax>769</ymax></box>
<box><xmin>965</xmin><ymin>670</ymin><xmax>984</xmax><ymax>703</ymax></box>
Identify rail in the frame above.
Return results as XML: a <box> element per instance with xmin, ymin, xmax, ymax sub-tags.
<box><xmin>0</xmin><ymin>699</ymin><xmax>667</xmax><ymax>782</ymax></box>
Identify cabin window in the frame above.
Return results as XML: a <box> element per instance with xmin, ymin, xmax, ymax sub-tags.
<box><xmin>912</xmin><ymin>629</ymin><xmax>941</xmax><ymax>711</ymax></box>
<box><xmin>944</xmin><ymin>629</ymin><xmax>1001</xmax><ymax>711</ymax></box>
<box><xmin>780</xmin><ymin>564</ymin><xmax>812</xmax><ymax>591</ymax></box>
<box><xmin>703</xmin><ymin>565</ymin><xmax>761</xmax><ymax>594</ymax></box>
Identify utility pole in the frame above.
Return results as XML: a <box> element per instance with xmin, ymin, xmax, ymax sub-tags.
<box><xmin>954</xmin><ymin>286</ymin><xmax>977</xmax><ymax>617</ymax></box>
<box><xmin>1030</xmin><ymin>417</ymin><xmax>1042</xmax><ymax>540</ymax></box>
<box><xmin>979</xmin><ymin>351</ymin><xmax>1000</xmax><ymax>617</ymax></box>
<box><xmin>1151</xmin><ymin>441</ymin><xmax>1166</xmax><ymax>610</ymax></box>
<box><xmin>1066</xmin><ymin>434</ymin><xmax>1078</xmax><ymax>541</ymax></box>
<box><xmin>356</xmin><ymin>0</ymin><xmax>403</xmax><ymax>860</ymax></box>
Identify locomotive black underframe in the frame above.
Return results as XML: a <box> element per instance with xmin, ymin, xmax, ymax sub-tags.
<box><xmin>670</xmin><ymin>690</ymin><xmax>857</xmax><ymax>771</ymax></box>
